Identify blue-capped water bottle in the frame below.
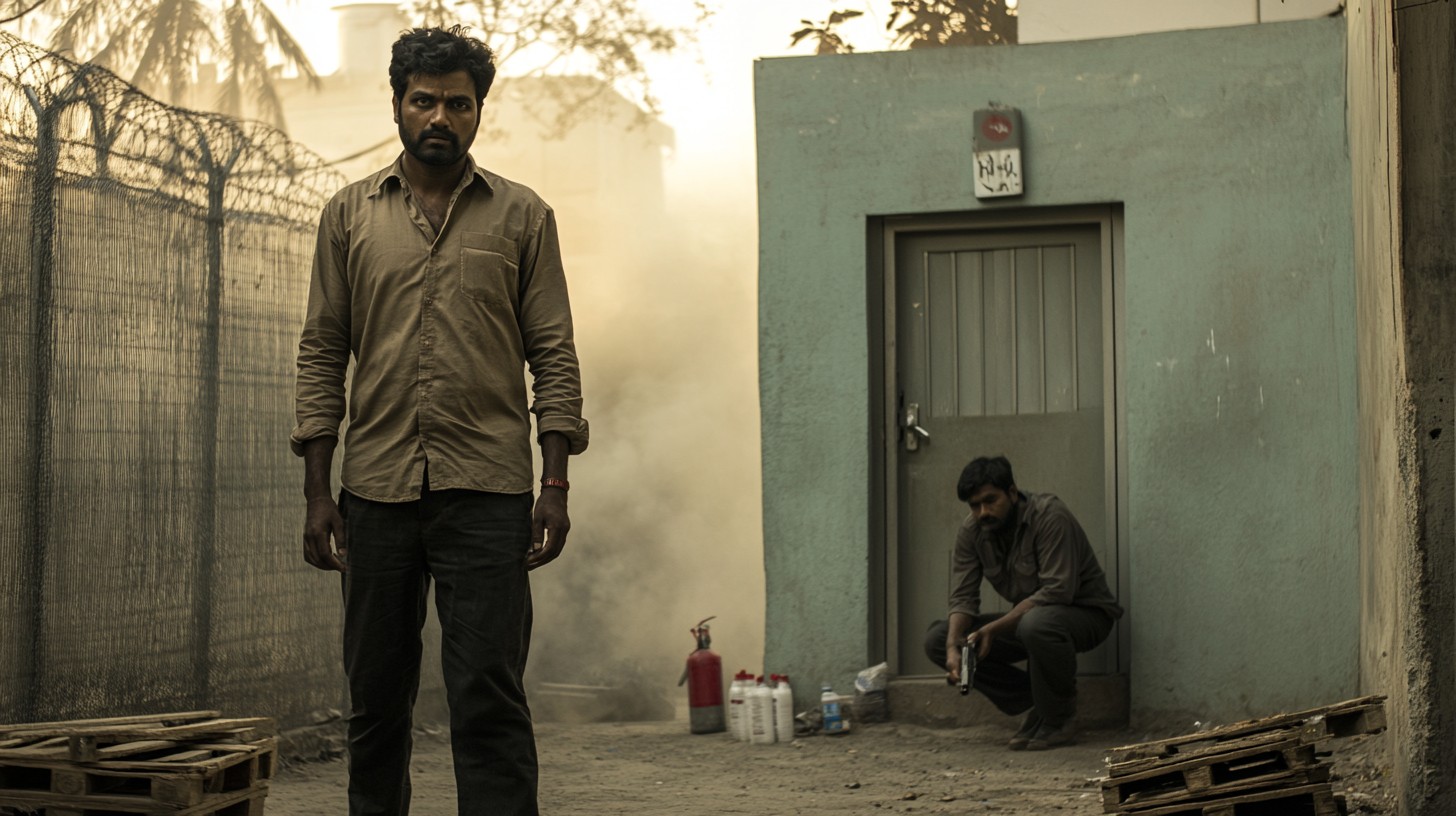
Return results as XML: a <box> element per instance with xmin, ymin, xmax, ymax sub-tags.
<box><xmin>821</xmin><ymin>686</ymin><xmax>850</xmax><ymax>734</ymax></box>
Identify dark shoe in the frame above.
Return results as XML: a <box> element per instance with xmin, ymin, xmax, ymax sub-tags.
<box><xmin>1026</xmin><ymin>720</ymin><xmax>1077</xmax><ymax>751</ymax></box>
<box><xmin>1007</xmin><ymin>711</ymin><xmax>1043</xmax><ymax>751</ymax></box>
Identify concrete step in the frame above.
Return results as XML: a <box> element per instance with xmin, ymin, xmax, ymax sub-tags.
<box><xmin>886</xmin><ymin>674</ymin><xmax>1129</xmax><ymax>729</ymax></box>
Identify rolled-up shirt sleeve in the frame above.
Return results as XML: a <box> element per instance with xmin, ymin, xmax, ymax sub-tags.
<box><xmin>1026</xmin><ymin>510</ymin><xmax>1083</xmax><ymax>607</ymax></box>
<box><xmin>517</xmin><ymin>208</ymin><xmax>589</xmax><ymax>454</ymax></box>
<box><xmin>290</xmin><ymin>199</ymin><xmax>352</xmax><ymax>457</ymax></box>
<box><xmin>948</xmin><ymin>519</ymin><xmax>984</xmax><ymax>618</ymax></box>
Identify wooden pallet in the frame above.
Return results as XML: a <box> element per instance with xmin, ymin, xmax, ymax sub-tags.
<box><xmin>0</xmin><ymin>782</ymin><xmax>266</xmax><ymax>815</ymax></box>
<box><xmin>0</xmin><ymin>713</ymin><xmax>274</xmax><ymax>815</ymax></box>
<box><xmin>1107</xmin><ymin>782</ymin><xmax>1340</xmax><ymax>816</ymax></box>
<box><xmin>0</xmin><ymin>714</ymin><xmax>222</xmax><ymax>737</ymax></box>
<box><xmin>1108</xmin><ymin>696</ymin><xmax>1386</xmax><ymax>764</ymax></box>
<box><xmin>1108</xmin><ymin>728</ymin><xmax>1318</xmax><ymax>778</ymax></box>
<box><xmin>1103</xmin><ymin>737</ymin><xmax>1326</xmax><ymax>810</ymax></box>
<box><xmin>0</xmin><ymin>715</ymin><xmax>275</xmax><ymax>764</ymax></box>
<box><xmin>1101</xmin><ymin>698</ymin><xmax>1381</xmax><ymax>816</ymax></box>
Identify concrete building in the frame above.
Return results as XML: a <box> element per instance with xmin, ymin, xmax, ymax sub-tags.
<box><xmin>756</xmin><ymin>2</ymin><xmax>1456</xmax><ymax>812</ymax></box>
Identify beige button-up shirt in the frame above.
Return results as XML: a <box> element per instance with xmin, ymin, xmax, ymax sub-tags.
<box><xmin>949</xmin><ymin>492</ymin><xmax>1123</xmax><ymax>620</ymax></box>
<box><xmin>291</xmin><ymin>154</ymin><xmax>588</xmax><ymax>502</ymax></box>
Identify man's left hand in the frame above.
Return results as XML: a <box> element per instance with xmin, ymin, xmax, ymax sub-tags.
<box><xmin>972</xmin><ymin>623</ymin><xmax>995</xmax><ymax>664</ymax></box>
<box><xmin>528</xmin><ymin>487</ymin><xmax>570</xmax><ymax>570</ymax></box>
<box><xmin>969</xmin><ymin>598</ymin><xmax>1042</xmax><ymax>660</ymax></box>
<box><xmin>968</xmin><ymin>621</ymin><xmax>1003</xmax><ymax>660</ymax></box>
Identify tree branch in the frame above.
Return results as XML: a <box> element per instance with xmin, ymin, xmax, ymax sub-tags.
<box><xmin>1</xmin><ymin>0</ymin><xmax>52</xmax><ymax>25</ymax></box>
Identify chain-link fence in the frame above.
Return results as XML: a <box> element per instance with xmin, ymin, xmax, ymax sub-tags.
<box><xmin>0</xmin><ymin>31</ymin><xmax>347</xmax><ymax>729</ymax></box>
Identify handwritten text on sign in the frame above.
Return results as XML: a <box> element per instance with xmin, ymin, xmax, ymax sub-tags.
<box><xmin>975</xmin><ymin>149</ymin><xmax>1022</xmax><ymax>198</ymax></box>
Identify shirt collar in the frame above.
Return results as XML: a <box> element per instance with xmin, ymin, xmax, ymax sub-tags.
<box><xmin>368</xmin><ymin>152</ymin><xmax>493</xmax><ymax>198</ymax></box>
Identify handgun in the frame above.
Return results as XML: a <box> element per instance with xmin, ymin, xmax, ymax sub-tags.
<box><xmin>958</xmin><ymin>641</ymin><xmax>974</xmax><ymax>696</ymax></box>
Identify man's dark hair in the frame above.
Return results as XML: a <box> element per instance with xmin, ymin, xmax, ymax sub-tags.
<box><xmin>956</xmin><ymin>456</ymin><xmax>1015</xmax><ymax>502</ymax></box>
<box><xmin>390</xmin><ymin>26</ymin><xmax>497</xmax><ymax>104</ymax></box>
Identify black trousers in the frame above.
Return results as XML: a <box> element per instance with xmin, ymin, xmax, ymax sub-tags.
<box><xmin>339</xmin><ymin>483</ymin><xmax>537</xmax><ymax>816</ymax></box>
<box><xmin>923</xmin><ymin>606</ymin><xmax>1113</xmax><ymax>725</ymax></box>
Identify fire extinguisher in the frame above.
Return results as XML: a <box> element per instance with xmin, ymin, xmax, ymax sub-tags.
<box><xmin>679</xmin><ymin>616</ymin><xmax>726</xmax><ymax>734</ymax></box>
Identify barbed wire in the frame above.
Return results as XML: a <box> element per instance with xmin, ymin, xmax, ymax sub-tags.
<box><xmin>0</xmin><ymin>29</ymin><xmax>349</xmax><ymax>726</ymax></box>
<box><xmin>0</xmin><ymin>30</ymin><xmax>344</xmax><ymax>226</ymax></box>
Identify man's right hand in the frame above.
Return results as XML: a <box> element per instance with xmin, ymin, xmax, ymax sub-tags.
<box><xmin>945</xmin><ymin>633</ymin><xmax>977</xmax><ymax>683</ymax></box>
<box><xmin>944</xmin><ymin>612</ymin><xmax>975</xmax><ymax>683</ymax></box>
<box><xmin>303</xmin><ymin>497</ymin><xmax>347</xmax><ymax>572</ymax></box>
<box><xmin>300</xmin><ymin>436</ymin><xmax>345</xmax><ymax>571</ymax></box>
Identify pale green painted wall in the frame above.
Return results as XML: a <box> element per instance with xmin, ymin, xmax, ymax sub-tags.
<box><xmin>756</xmin><ymin>19</ymin><xmax>1358</xmax><ymax>724</ymax></box>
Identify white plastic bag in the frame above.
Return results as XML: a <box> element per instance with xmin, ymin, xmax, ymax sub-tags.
<box><xmin>854</xmin><ymin>662</ymin><xmax>889</xmax><ymax>723</ymax></box>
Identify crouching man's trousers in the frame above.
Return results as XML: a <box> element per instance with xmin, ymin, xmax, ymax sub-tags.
<box><xmin>922</xmin><ymin>605</ymin><xmax>1113</xmax><ymax>725</ymax></box>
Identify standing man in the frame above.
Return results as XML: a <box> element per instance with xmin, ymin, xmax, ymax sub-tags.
<box><xmin>924</xmin><ymin>456</ymin><xmax>1121</xmax><ymax>752</ymax></box>
<box><xmin>291</xmin><ymin>26</ymin><xmax>587</xmax><ymax>816</ymax></box>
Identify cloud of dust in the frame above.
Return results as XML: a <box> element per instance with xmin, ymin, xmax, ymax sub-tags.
<box><xmin>522</xmin><ymin>170</ymin><xmax>766</xmax><ymax>718</ymax></box>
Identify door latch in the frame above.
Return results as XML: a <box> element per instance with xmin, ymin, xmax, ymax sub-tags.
<box><xmin>905</xmin><ymin>403</ymin><xmax>931</xmax><ymax>451</ymax></box>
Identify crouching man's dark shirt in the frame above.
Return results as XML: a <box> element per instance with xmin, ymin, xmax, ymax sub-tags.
<box><xmin>949</xmin><ymin>492</ymin><xmax>1123</xmax><ymax>620</ymax></box>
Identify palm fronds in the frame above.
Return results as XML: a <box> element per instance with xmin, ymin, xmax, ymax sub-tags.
<box><xmin>49</xmin><ymin>0</ymin><xmax>318</xmax><ymax>130</ymax></box>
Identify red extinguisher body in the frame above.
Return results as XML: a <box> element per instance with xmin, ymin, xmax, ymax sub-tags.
<box><xmin>685</xmin><ymin>618</ymin><xmax>726</xmax><ymax>734</ymax></box>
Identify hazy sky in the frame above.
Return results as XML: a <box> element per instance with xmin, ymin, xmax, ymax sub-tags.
<box><xmin>274</xmin><ymin>1</ymin><xmax>898</xmax><ymax>200</ymax></box>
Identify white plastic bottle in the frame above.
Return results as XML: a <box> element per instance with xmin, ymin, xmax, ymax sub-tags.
<box><xmin>773</xmin><ymin>674</ymin><xmax>795</xmax><ymax>742</ymax></box>
<box><xmin>729</xmin><ymin>671</ymin><xmax>752</xmax><ymax>741</ymax></box>
<box><xmin>822</xmin><ymin>685</ymin><xmax>850</xmax><ymax>734</ymax></box>
<box><xmin>749</xmin><ymin>676</ymin><xmax>776</xmax><ymax>744</ymax></box>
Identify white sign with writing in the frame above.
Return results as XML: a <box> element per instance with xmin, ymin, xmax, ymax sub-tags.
<box><xmin>974</xmin><ymin>148</ymin><xmax>1023</xmax><ymax>198</ymax></box>
<box><xmin>973</xmin><ymin>108</ymin><xmax>1024</xmax><ymax>199</ymax></box>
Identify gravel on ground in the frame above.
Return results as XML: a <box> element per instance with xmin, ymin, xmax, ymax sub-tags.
<box><xmin>267</xmin><ymin>718</ymin><xmax>1394</xmax><ymax>815</ymax></box>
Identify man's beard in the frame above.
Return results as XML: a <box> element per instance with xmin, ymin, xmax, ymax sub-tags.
<box><xmin>979</xmin><ymin>500</ymin><xmax>1018</xmax><ymax>533</ymax></box>
<box><xmin>400</xmin><ymin>123</ymin><xmax>470</xmax><ymax>167</ymax></box>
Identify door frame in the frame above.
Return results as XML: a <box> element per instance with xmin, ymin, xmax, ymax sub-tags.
<box><xmin>867</xmin><ymin>205</ymin><xmax>1128</xmax><ymax>678</ymax></box>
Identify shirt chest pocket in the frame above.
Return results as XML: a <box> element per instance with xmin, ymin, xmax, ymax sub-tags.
<box><xmin>1012</xmin><ymin>549</ymin><xmax>1039</xmax><ymax>577</ymax></box>
<box><xmin>460</xmin><ymin>232</ymin><xmax>519</xmax><ymax>306</ymax></box>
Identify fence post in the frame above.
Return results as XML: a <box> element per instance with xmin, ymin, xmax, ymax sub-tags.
<box><xmin>190</xmin><ymin>127</ymin><xmax>244</xmax><ymax>710</ymax></box>
<box><xmin>19</xmin><ymin>83</ymin><xmax>58</xmax><ymax>723</ymax></box>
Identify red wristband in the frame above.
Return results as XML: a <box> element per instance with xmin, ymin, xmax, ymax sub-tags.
<box><xmin>541</xmin><ymin>478</ymin><xmax>569</xmax><ymax>492</ymax></box>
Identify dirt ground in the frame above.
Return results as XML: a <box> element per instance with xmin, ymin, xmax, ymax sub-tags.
<box><xmin>266</xmin><ymin>719</ymin><xmax>1395</xmax><ymax>815</ymax></box>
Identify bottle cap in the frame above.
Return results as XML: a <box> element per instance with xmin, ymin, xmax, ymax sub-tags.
<box><xmin>822</xmin><ymin>685</ymin><xmax>833</xmax><ymax>692</ymax></box>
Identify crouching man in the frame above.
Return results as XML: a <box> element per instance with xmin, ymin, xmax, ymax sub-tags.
<box><xmin>924</xmin><ymin>456</ymin><xmax>1123</xmax><ymax>751</ymax></box>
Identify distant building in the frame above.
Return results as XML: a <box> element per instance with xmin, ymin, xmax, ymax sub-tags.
<box><xmin>261</xmin><ymin>3</ymin><xmax>674</xmax><ymax>262</ymax></box>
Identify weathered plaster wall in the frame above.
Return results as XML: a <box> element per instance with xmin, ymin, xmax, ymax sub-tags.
<box><xmin>757</xmin><ymin>20</ymin><xmax>1359</xmax><ymax>723</ymax></box>
<box><xmin>1346</xmin><ymin>0</ymin><xmax>1402</xmax><ymax>706</ymax></box>
<box><xmin>1346</xmin><ymin>0</ymin><xmax>1409</xmax><ymax>800</ymax></box>
<box><xmin>1393</xmin><ymin>3</ymin><xmax>1456</xmax><ymax>807</ymax></box>
<box><xmin>1349</xmin><ymin>0</ymin><xmax>1456</xmax><ymax>811</ymax></box>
